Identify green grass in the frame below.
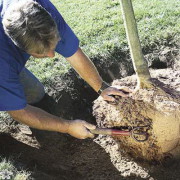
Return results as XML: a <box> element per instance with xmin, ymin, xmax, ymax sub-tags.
<box><xmin>0</xmin><ymin>158</ymin><xmax>31</xmax><ymax>180</ymax></box>
<box><xmin>27</xmin><ymin>0</ymin><xmax>179</xmax><ymax>82</ymax></box>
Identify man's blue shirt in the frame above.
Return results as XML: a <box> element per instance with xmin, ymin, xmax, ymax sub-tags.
<box><xmin>0</xmin><ymin>0</ymin><xmax>79</xmax><ymax>111</ymax></box>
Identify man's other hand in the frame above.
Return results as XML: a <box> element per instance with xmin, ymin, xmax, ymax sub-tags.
<box><xmin>67</xmin><ymin>120</ymin><xmax>96</xmax><ymax>139</ymax></box>
<box><xmin>100</xmin><ymin>86</ymin><xmax>133</xmax><ymax>103</ymax></box>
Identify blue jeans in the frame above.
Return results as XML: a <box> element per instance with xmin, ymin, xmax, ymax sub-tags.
<box><xmin>19</xmin><ymin>68</ymin><xmax>45</xmax><ymax>104</ymax></box>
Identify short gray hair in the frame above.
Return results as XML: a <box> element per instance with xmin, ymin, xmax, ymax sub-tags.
<box><xmin>2</xmin><ymin>0</ymin><xmax>60</xmax><ymax>54</ymax></box>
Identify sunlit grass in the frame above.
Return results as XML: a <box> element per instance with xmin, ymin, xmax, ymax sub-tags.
<box><xmin>0</xmin><ymin>158</ymin><xmax>31</xmax><ymax>180</ymax></box>
<box><xmin>26</xmin><ymin>0</ymin><xmax>179</xmax><ymax>83</ymax></box>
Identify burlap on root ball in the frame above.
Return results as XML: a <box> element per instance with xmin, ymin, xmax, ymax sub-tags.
<box><xmin>93</xmin><ymin>68</ymin><xmax>180</xmax><ymax>163</ymax></box>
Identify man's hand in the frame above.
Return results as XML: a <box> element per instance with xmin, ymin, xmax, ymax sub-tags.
<box><xmin>100</xmin><ymin>86</ymin><xmax>133</xmax><ymax>103</ymax></box>
<box><xmin>67</xmin><ymin>120</ymin><xmax>96</xmax><ymax>139</ymax></box>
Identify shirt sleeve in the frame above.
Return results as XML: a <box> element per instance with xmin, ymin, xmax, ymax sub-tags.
<box><xmin>55</xmin><ymin>23</ymin><xmax>79</xmax><ymax>58</ymax></box>
<box><xmin>37</xmin><ymin>0</ymin><xmax>79</xmax><ymax>58</ymax></box>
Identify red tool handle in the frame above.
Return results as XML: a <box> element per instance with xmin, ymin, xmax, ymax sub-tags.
<box><xmin>111</xmin><ymin>129</ymin><xmax>131</xmax><ymax>136</ymax></box>
<box><xmin>90</xmin><ymin>128</ymin><xmax>131</xmax><ymax>136</ymax></box>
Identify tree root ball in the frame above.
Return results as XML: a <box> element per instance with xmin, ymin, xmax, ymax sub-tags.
<box><xmin>93</xmin><ymin>68</ymin><xmax>180</xmax><ymax>161</ymax></box>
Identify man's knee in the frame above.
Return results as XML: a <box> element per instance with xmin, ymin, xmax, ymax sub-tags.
<box><xmin>26</xmin><ymin>83</ymin><xmax>45</xmax><ymax>104</ymax></box>
<box><xmin>19</xmin><ymin>68</ymin><xmax>45</xmax><ymax>104</ymax></box>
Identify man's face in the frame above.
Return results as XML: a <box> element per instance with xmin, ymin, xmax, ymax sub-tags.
<box><xmin>30</xmin><ymin>38</ymin><xmax>59</xmax><ymax>58</ymax></box>
<box><xmin>31</xmin><ymin>49</ymin><xmax>55</xmax><ymax>58</ymax></box>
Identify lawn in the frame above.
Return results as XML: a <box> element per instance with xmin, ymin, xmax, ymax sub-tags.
<box><xmin>26</xmin><ymin>0</ymin><xmax>180</xmax><ymax>82</ymax></box>
<box><xmin>0</xmin><ymin>158</ymin><xmax>31</xmax><ymax>180</ymax></box>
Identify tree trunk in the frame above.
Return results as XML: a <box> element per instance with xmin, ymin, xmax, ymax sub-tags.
<box><xmin>120</xmin><ymin>0</ymin><xmax>152</xmax><ymax>89</ymax></box>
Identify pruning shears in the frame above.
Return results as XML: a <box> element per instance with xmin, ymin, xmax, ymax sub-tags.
<box><xmin>90</xmin><ymin>125</ymin><xmax>150</xmax><ymax>142</ymax></box>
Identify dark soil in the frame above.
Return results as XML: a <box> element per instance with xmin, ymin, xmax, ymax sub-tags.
<box><xmin>0</xmin><ymin>44</ymin><xmax>179</xmax><ymax>179</ymax></box>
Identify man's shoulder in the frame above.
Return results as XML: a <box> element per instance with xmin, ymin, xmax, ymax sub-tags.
<box><xmin>0</xmin><ymin>32</ymin><xmax>30</xmax><ymax>75</ymax></box>
<box><xmin>0</xmin><ymin>0</ymin><xmax>31</xmax><ymax>73</ymax></box>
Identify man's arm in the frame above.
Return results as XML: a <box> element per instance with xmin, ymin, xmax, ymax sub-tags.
<box><xmin>66</xmin><ymin>47</ymin><xmax>131</xmax><ymax>102</ymax></box>
<box><xmin>8</xmin><ymin>105</ymin><xmax>95</xmax><ymax>139</ymax></box>
<box><xmin>66</xmin><ymin>48</ymin><xmax>103</xmax><ymax>92</ymax></box>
